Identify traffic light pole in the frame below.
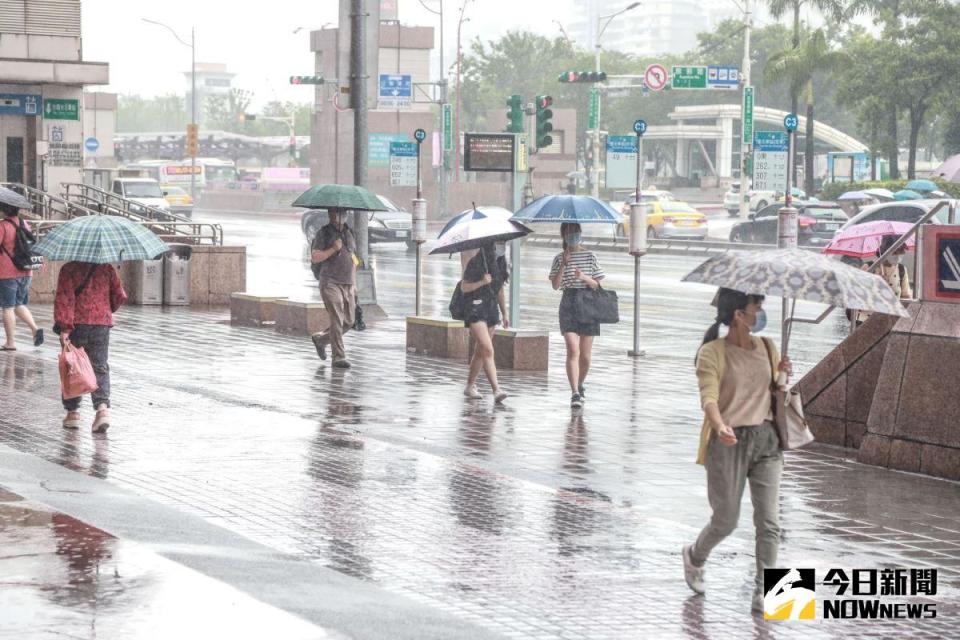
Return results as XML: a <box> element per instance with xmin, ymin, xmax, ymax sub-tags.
<box><xmin>738</xmin><ymin>0</ymin><xmax>752</xmax><ymax>220</ymax></box>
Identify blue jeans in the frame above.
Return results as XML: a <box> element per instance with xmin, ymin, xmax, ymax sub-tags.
<box><xmin>0</xmin><ymin>276</ymin><xmax>30</xmax><ymax>309</ymax></box>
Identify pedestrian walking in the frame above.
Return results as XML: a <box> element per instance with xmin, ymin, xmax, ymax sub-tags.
<box><xmin>0</xmin><ymin>201</ymin><xmax>43</xmax><ymax>350</ymax></box>
<box><xmin>549</xmin><ymin>223</ymin><xmax>605</xmax><ymax>409</ymax></box>
<box><xmin>682</xmin><ymin>287</ymin><xmax>792</xmax><ymax>613</ymax></box>
<box><xmin>461</xmin><ymin>242</ymin><xmax>508</xmax><ymax>403</ymax></box>
<box><xmin>54</xmin><ymin>261</ymin><xmax>128</xmax><ymax>433</ymax></box>
<box><xmin>311</xmin><ymin>209</ymin><xmax>358</xmax><ymax>368</ymax></box>
<box><xmin>855</xmin><ymin>235</ymin><xmax>912</xmax><ymax>325</ymax></box>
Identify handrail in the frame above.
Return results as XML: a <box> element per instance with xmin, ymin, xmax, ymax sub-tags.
<box><xmin>789</xmin><ymin>199</ymin><xmax>951</xmax><ymax>332</ymax></box>
<box><xmin>32</xmin><ymin>219</ymin><xmax>223</xmax><ymax>246</ymax></box>
<box><xmin>61</xmin><ymin>182</ymin><xmax>192</xmax><ymax>224</ymax></box>
<box><xmin>0</xmin><ymin>182</ymin><xmax>103</xmax><ymax>220</ymax></box>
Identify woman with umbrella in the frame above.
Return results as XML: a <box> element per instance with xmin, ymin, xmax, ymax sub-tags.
<box><xmin>35</xmin><ymin>215</ymin><xmax>168</xmax><ymax>433</ymax></box>
<box><xmin>0</xmin><ymin>191</ymin><xmax>44</xmax><ymax>350</ymax></box>
<box><xmin>461</xmin><ymin>242</ymin><xmax>508</xmax><ymax>403</ymax></box>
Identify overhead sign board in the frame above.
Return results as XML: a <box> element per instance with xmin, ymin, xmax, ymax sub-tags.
<box><xmin>752</xmin><ymin>131</ymin><xmax>788</xmax><ymax>192</ymax></box>
<box><xmin>378</xmin><ymin>74</ymin><xmax>412</xmax><ymax>108</ymax></box>
<box><xmin>44</xmin><ymin>98</ymin><xmax>79</xmax><ymax>120</ymax></box>
<box><xmin>389</xmin><ymin>141</ymin><xmax>418</xmax><ymax>187</ymax></box>
<box><xmin>671</xmin><ymin>66</ymin><xmax>707</xmax><ymax>89</ymax></box>
<box><xmin>707</xmin><ymin>65</ymin><xmax>739</xmax><ymax>90</ymax></box>
<box><xmin>605</xmin><ymin>135</ymin><xmax>638</xmax><ymax>189</ymax></box>
<box><xmin>920</xmin><ymin>225</ymin><xmax>960</xmax><ymax>302</ymax></box>
<box><xmin>742</xmin><ymin>86</ymin><xmax>754</xmax><ymax>145</ymax></box>
<box><xmin>0</xmin><ymin>93</ymin><xmax>41</xmax><ymax>116</ymax></box>
<box><xmin>644</xmin><ymin>64</ymin><xmax>668</xmax><ymax>91</ymax></box>
<box><xmin>463</xmin><ymin>133</ymin><xmax>515</xmax><ymax>173</ymax></box>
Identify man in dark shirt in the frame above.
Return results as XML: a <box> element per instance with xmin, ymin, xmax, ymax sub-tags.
<box><xmin>310</xmin><ymin>209</ymin><xmax>358</xmax><ymax>368</ymax></box>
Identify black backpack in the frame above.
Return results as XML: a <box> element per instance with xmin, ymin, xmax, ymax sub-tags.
<box><xmin>1</xmin><ymin>218</ymin><xmax>43</xmax><ymax>272</ymax></box>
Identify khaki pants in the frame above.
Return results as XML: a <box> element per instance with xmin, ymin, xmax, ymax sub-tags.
<box><xmin>321</xmin><ymin>282</ymin><xmax>356</xmax><ymax>362</ymax></box>
<box><xmin>691</xmin><ymin>421</ymin><xmax>783</xmax><ymax>591</ymax></box>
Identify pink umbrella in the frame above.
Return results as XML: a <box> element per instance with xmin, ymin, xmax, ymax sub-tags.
<box><xmin>823</xmin><ymin>221</ymin><xmax>916</xmax><ymax>259</ymax></box>
<box><xmin>932</xmin><ymin>154</ymin><xmax>960</xmax><ymax>182</ymax></box>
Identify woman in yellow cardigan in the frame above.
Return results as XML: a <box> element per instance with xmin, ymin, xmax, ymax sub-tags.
<box><xmin>682</xmin><ymin>287</ymin><xmax>792</xmax><ymax>613</ymax></box>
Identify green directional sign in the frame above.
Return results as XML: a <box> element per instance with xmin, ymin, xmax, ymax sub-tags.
<box><xmin>742</xmin><ymin>86</ymin><xmax>754</xmax><ymax>144</ymax></box>
<box><xmin>588</xmin><ymin>88</ymin><xmax>600</xmax><ymax>130</ymax></box>
<box><xmin>44</xmin><ymin>98</ymin><xmax>79</xmax><ymax>120</ymax></box>
<box><xmin>442</xmin><ymin>103</ymin><xmax>452</xmax><ymax>152</ymax></box>
<box><xmin>671</xmin><ymin>66</ymin><xmax>707</xmax><ymax>90</ymax></box>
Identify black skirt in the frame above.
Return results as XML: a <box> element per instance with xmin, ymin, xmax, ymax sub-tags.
<box><xmin>559</xmin><ymin>288</ymin><xmax>600</xmax><ymax>336</ymax></box>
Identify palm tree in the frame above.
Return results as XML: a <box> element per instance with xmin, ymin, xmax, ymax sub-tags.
<box><xmin>764</xmin><ymin>29</ymin><xmax>847</xmax><ymax>194</ymax></box>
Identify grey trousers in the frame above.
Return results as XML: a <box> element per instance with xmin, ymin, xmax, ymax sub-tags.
<box><xmin>690</xmin><ymin>421</ymin><xmax>783</xmax><ymax>590</ymax></box>
<box><xmin>320</xmin><ymin>282</ymin><xmax>356</xmax><ymax>362</ymax></box>
<box><xmin>62</xmin><ymin>325</ymin><xmax>111</xmax><ymax>411</ymax></box>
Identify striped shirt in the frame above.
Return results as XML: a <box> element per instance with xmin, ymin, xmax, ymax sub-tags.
<box><xmin>549</xmin><ymin>250</ymin><xmax>605</xmax><ymax>289</ymax></box>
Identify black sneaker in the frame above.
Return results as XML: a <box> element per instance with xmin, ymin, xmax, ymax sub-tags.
<box><xmin>311</xmin><ymin>333</ymin><xmax>328</xmax><ymax>360</ymax></box>
<box><xmin>578</xmin><ymin>385</ymin><xmax>586</xmax><ymax>402</ymax></box>
<box><xmin>570</xmin><ymin>393</ymin><xmax>583</xmax><ymax>409</ymax></box>
<box><xmin>332</xmin><ymin>359</ymin><xmax>351</xmax><ymax>369</ymax></box>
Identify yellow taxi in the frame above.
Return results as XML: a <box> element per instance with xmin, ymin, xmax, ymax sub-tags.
<box><xmin>160</xmin><ymin>185</ymin><xmax>194</xmax><ymax>218</ymax></box>
<box><xmin>619</xmin><ymin>200</ymin><xmax>708</xmax><ymax>240</ymax></box>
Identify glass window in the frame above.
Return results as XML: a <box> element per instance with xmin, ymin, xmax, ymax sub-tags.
<box><xmin>123</xmin><ymin>182</ymin><xmax>164</xmax><ymax>198</ymax></box>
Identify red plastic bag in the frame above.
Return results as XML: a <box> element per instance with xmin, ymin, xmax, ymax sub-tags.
<box><xmin>59</xmin><ymin>343</ymin><xmax>98</xmax><ymax>400</ymax></box>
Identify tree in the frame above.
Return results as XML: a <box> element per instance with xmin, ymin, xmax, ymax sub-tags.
<box><xmin>117</xmin><ymin>94</ymin><xmax>187</xmax><ymax>133</ymax></box>
<box><xmin>764</xmin><ymin>29</ymin><xmax>846</xmax><ymax>193</ymax></box>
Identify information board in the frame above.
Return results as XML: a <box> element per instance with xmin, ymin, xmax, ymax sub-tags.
<box><xmin>368</xmin><ymin>133</ymin><xmax>409</xmax><ymax>168</ymax></box>
<box><xmin>605</xmin><ymin>135</ymin><xmax>638</xmax><ymax>189</ymax></box>
<box><xmin>389</xmin><ymin>141</ymin><xmax>418</xmax><ymax>187</ymax></box>
<box><xmin>752</xmin><ymin>131</ymin><xmax>788</xmax><ymax>192</ymax></box>
<box><xmin>463</xmin><ymin>133</ymin><xmax>515</xmax><ymax>173</ymax></box>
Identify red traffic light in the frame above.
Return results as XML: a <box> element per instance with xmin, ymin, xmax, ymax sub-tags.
<box><xmin>291</xmin><ymin>77</ymin><xmax>302</xmax><ymax>85</ymax></box>
<box><xmin>537</xmin><ymin>95</ymin><xmax>553</xmax><ymax>109</ymax></box>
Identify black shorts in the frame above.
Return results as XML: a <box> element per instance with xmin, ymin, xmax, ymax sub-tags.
<box><xmin>463</xmin><ymin>292</ymin><xmax>500</xmax><ymax>328</ymax></box>
<box><xmin>559</xmin><ymin>288</ymin><xmax>599</xmax><ymax>336</ymax></box>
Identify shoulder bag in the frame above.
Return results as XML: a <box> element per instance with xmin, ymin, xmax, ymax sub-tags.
<box><xmin>574</xmin><ymin>286</ymin><xmax>619</xmax><ymax>324</ymax></box>
<box><xmin>762</xmin><ymin>338</ymin><xmax>814</xmax><ymax>450</ymax></box>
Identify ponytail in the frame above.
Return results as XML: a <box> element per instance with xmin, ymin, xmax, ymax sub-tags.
<box><xmin>695</xmin><ymin>288</ymin><xmax>765</xmax><ymax>363</ymax></box>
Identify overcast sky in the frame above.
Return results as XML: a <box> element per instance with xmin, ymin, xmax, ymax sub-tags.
<box><xmin>82</xmin><ymin>0</ymin><xmax>575</xmax><ymax>108</ymax></box>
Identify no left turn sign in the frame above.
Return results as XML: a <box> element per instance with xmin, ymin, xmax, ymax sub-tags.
<box><xmin>644</xmin><ymin>64</ymin><xmax>668</xmax><ymax>92</ymax></box>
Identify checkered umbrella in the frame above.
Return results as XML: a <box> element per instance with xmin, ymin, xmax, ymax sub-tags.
<box><xmin>33</xmin><ymin>215</ymin><xmax>170</xmax><ymax>264</ymax></box>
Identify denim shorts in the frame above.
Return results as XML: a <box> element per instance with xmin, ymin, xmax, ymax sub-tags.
<box><xmin>0</xmin><ymin>276</ymin><xmax>30</xmax><ymax>309</ymax></box>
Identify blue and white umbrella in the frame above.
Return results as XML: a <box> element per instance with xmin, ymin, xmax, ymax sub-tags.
<box><xmin>513</xmin><ymin>195</ymin><xmax>622</xmax><ymax>224</ymax></box>
<box><xmin>439</xmin><ymin>205</ymin><xmax>515</xmax><ymax>236</ymax></box>
<box><xmin>428</xmin><ymin>207</ymin><xmax>532</xmax><ymax>255</ymax></box>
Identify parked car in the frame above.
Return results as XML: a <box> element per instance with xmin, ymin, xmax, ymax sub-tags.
<box><xmin>111</xmin><ymin>177</ymin><xmax>170</xmax><ymax>212</ymax></box>
<box><xmin>723</xmin><ymin>182</ymin><xmax>807</xmax><ymax>216</ymax></box>
<box><xmin>619</xmin><ymin>201</ymin><xmax>708</xmax><ymax>240</ymax></box>
<box><xmin>609</xmin><ymin>188</ymin><xmax>675</xmax><ymax>220</ymax></box>
<box><xmin>729</xmin><ymin>202</ymin><xmax>848</xmax><ymax>247</ymax></box>
<box><xmin>160</xmin><ymin>184</ymin><xmax>194</xmax><ymax>218</ymax></box>
<box><xmin>839</xmin><ymin>199</ymin><xmax>955</xmax><ymax>232</ymax></box>
<box><xmin>300</xmin><ymin>194</ymin><xmax>415</xmax><ymax>249</ymax></box>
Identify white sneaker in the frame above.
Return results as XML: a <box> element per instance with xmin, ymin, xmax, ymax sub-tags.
<box><xmin>464</xmin><ymin>384</ymin><xmax>483</xmax><ymax>400</ymax></box>
<box><xmin>682</xmin><ymin>544</ymin><xmax>706</xmax><ymax>595</ymax></box>
<box><xmin>493</xmin><ymin>388</ymin><xmax>508</xmax><ymax>404</ymax></box>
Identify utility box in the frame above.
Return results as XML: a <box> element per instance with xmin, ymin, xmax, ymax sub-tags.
<box><xmin>162</xmin><ymin>244</ymin><xmax>193</xmax><ymax>306</ymax></box>
<box><xmin>128</xmin><ymin>259</ymin><xmax>164</xmax><ymax>305</ymax></box>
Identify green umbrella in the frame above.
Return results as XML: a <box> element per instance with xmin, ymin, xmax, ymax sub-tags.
<box><xmin>34</xmin><ymin>215</ymin><xmax>170</xmax><ymax>264</ymax></box>
<box><xmin>292</xmin><ymin>184</ymin><xmax>383</xmax><ymax>211</ymax></box>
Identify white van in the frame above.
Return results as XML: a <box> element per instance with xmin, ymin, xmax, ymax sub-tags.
<box><xmin>111</xmin><ymin>178</ymin><xmax>170</xmax><ymax>212</ymax></box>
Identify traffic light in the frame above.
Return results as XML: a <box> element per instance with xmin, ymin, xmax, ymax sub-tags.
<box><xmin>557</xmin><ymin>71</ymin><xmax>607</xmax><ymax>83</ymax></box>
<box><xmin>238</xmin><ymin>113</ymin><xmax>256</xmax><ymax>122</ymax></box>
<box><xmin>185</xmin><ymin>123</ymin><xmax>199</xmax><ymax>157</ymax></box>
<box><xmin>289</xmin><ymin>75</ymin><xmax>324</xmax><ymax>85</ymax></box>
<box><xmin>535</xmin><ymin>95</ymin><xmax>553</xmax><ymax>149</ymax></box>
<box><xmin>505</xmin><ymin>94</ymin><xmax>523</xmax><ymax>134</ymax></box>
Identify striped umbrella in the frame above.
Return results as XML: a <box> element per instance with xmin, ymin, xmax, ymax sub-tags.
<box><xmin>513</xmin><ymin>195</ymin><xmax>622</xmax><ymax>224</ymax></box>
<box><xmin>34</xmin><ymin>215</ymin><xmax>170</xmax><ymax>264</ymax></box>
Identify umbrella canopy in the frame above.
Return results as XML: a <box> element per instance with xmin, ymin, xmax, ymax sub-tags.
<box><xmin>837</xmin><ymin>190</ymin><xmax>873</xmax><ymax>201</ymax></box>
<box><xmin>439</xmin><ymin>206</ymin><xmax>514</xmax><ymax>236</ymax></box>
<box><xmin>682</xmin><ymin>249</ymin><xmax>909</xmax><ymax>317</ymax></box>
<box><xmin>0</xmin><ymin>186</ymin><xmax>32</xmax><ymax>210</ymax></box>
<box><xmin>428</xmin><ymin>209</ymin><xmax>532</xmax><ymax>255</ymax></box>
<box><xmin>905</xmin><ymin>179</ymin><xmax>937</xmax><ymax>193</ymax></box>
<box><xmin>863</xmin><ymin>188</ymin><xmax>895</xmax><ymax>201</ymax></box>
<box><xmin>823</xmin><ymin>221</ymin><xmax>916</xmax><ymax>259</ymax></box>
<box><xmin>33</xmin><ymin>215</ymin><xmax>170</xmax><ymax>264</ymax></box>
<box><xmin>292</xmin><ymin>184</ymin><xmax>383</xmax><ymax>211</ymax></box>
<box><xmin>513</xmin><ymin>195</ymin><xmax>622</xmax><ymax>224</ymax></box>
<box><xmin>893</xmin><ymin>189</ymin><xmax>923</xmax><ymax>201</ymax></box>
<box><xmin>932</xmin><ymin>154</ymin><xmax>960</xmax><ymax>182</ymax></box>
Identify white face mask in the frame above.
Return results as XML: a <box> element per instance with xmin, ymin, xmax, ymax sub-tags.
<box><xmin>495</xmin><ymin>244</ymin><xmax>506</xmax><ymax>258</ymax></box>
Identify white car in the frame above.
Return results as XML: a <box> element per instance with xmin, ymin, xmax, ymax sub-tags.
<box><xmin>723</xmin><ymin>182</ymin><xmax>806</xmax><ymax>216</ymax></box>
<box><xmin>111</xmin><ymin>178</ymin><xmax>170</xmax><ymax>213</ymax></box>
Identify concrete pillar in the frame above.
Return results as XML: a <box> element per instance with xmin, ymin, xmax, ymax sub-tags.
<box><xmin>718</xmin><ymin>117</ymin><xmax>734</xmax><ymax>177</ymax></box>
<box><xmin>676</xmin><ymin>139</ymin><xmax>689</xmax><ymax>178</ymax></box>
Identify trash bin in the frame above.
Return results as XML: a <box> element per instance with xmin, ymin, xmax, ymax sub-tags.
<box><xmin>128</xmin><ymin>258</ymin><xmax>164</xmax><ymax>305</ymax></box>
<box><xmin>162</xmin><ymin>244</ymin><xmax>193</xmax><ymax>306</ymax></box>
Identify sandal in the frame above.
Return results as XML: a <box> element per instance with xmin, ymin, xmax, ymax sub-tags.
<box><xmin>91</xmin><ymin>408</ymin><xmax>110</xmax><ymax>434</ymax></box>
<box><xmin>62</xmin><ymin>412</ymin><xmax>81</xmax><ymax>430</ymax></box>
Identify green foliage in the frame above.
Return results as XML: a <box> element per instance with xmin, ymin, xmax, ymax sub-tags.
<box><xmin>819</xmin><ymin>178</ymin><xmax>960</xmax><ymax>201</ymax></box>
<box><xmin>117</xmin><ymin>94</ymin><xmax>187</xmax><ymax>132</ymax></box>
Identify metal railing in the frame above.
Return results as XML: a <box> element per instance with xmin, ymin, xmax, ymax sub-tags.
<box><xmin>31</xmin><ymin>219</ymin><xmax>223</xmax><ymax>247</ymax></box>
<box><xmin>0</xmin><ymin>182</ymin><xmax>102</xmax><ymax>221</ymax></box>
<box><xmin>62</xmin><ymin>182</ymin><xmax>192</xmax><ymax>224</ymax></box>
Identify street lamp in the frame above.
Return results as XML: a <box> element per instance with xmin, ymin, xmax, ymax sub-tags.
<box><xmin>454</xmin><ymin>0</ymin><xmax>473</xmax><ymax>181</ymax></box>
<box><xmin>143</xmin><ymin>18</ymin><xmax>197</xmax><ymax>201</ymax></box>
<box><xmin>590</xmin><ymin>2</ymin><xmax>641</xmax><ymax>199</ymax></box>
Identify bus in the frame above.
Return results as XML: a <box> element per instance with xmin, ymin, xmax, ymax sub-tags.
<box><xmin>124</xmin><ymin>159</ymin><xmax>240</xmax><ymax>190</ymax></box>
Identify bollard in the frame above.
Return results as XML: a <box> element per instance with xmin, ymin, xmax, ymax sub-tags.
<box><xmin>628</xmin><ymin>202</ymin><xmax>647</xmax><ymax>357</ymax></box>
<box><xmin>412</xmin><ymin>197</ymin><xmax>427</xmax><ymax>316</ymax></box>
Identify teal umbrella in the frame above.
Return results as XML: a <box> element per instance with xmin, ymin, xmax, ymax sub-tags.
<box><xmin>292</xmin><ymin>184</ymin><xmax>383</xmax><ymax>211</ymax></box>
<box><xmin>905</xmin><ymin>179</ymin><xmax>937</xmax><ymax>193</ymax></box>
<box><xmin>893</xmin><ymin>189</ymin><xmax>923</xmax><ymax>201</ymax></box>
<box><xmin>34</xmin><ymin>215</ymin><xmax>169</xmax><ymax>264</ymax></box>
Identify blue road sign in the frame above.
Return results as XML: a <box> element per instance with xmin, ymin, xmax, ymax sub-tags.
<box><xmin>378</xmin><ymin>74</ymin><xmax>412</xmax><ymax>99</ymax></box>
<box><xmin>784</xmin><ymin>113</ymin><xmax>799</xmax><ymax>132</ymax></box>
<box><xmin>84</xmin><ymin>137</ymin><xmax>100</xmax><ymax>152</ymax></box>
<box><xmin>707</xmin><ymin>65</ymin><xmax>739</xmax><ymax>90</ymax></box>
<box><xmin>414</xmin><ymin>128</ymin><xmax>427</xmax><ymax>143</ymax></box>
<box><xmin>0</xmin><ymin>93</ymin><xmax>41</xmax><ymax>116</ymax></box>
<box><xmin>753</xmin><ymin>131</ymin><xmax>788</xmax><ymax>152</ymax></box>
<box><xmin>389</xmin><ymin>141</ymin><xmax>418</xmax><ymax>157</ymax></box>
<box><xmin>633</xmin><ymin>119</ymin><xmax>648</xmax><ymax>135</ymax></box>
<box><xmin>607</xmin><ymin>135</ymin><xmax>638</xmax><ymax>153</ymax></box>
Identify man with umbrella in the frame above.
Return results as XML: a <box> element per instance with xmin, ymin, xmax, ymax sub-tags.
<box><xmin>310</xmin><ymin>208</ymin><xmax>358</xmax><ymax>368</ymax></box>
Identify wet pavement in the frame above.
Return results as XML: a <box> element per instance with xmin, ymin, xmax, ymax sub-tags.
<box><xmin>0</xmin><ymin>209</ymin><xmax>958</xmax><ymax>638</ymax></box>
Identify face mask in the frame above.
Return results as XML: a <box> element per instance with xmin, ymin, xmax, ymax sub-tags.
<box><xmin>750</xmin><ymin>309</ymin><xmax>767</xmax><ymax>334</ymax></box>
<box><xmin>495</xmin><ymin>244</ymin><xmax>506</xmax><ymax>258</ymax></box>
<box><xmin>886</xmin><ymin>255</ymin><xmax>901</xmax><ymax>266</ymax></box>
<box><xmin>566</xmin><ymin>233</ymin><xmax>582</xmax><ymax>247</ymax></box>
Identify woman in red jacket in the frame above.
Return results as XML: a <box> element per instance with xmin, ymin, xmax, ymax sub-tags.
<box><xmin>54</xmin><ymin>261</ymin><xmax>127</xmax><ymax>432</ymax></box>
